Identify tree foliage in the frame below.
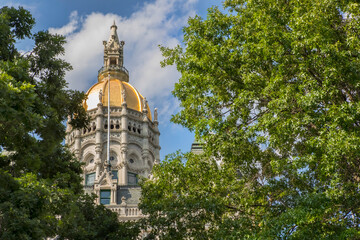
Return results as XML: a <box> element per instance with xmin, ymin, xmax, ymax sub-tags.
<box><xmin>140</xmin><ymin>0</ymin><xmax>360</xmax><ymax>239</ymax></box>
<box><xmin>0</xmin><ymin>6</ymin><xmax>139</xmax><ymax>239</ymax></box>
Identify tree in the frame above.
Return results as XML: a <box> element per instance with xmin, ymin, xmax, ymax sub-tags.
<box><xmin>140</xmin><ymin>0</ymin><xmax>360</xmax><ymax>239</ymax></box>
<box><xmin>0</xmin><ymin>6</ymin><xmax>139</xmax><ymax>239</ymax></box>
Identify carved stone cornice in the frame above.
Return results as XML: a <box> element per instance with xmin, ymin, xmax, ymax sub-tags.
<box><xmin>85</xmin><ymin>165</ymin><xmax>96</xmax><ymax>173</ymax></box>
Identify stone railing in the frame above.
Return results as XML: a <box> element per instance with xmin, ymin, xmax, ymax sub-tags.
<box><xmin>98</xmin><ymin>65</ymin><xmax>129</xmax><ymax>76</ymax></box>
<box><xmin>107</xmin><ymin>205</ymin><xmax>143</xmax><ymax>219</ymax></box>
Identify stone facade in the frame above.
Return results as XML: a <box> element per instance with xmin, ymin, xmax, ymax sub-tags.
<box><xmin>65</xmin><ymin>22</ymin><xmax>160</xmax><ymax>221</ymax></box>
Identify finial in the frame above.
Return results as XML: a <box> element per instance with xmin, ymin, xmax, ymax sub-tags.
<box><xmin>121</xmin><ymin>196</ymin><xmax>127</xmax><ymax>206</ymax></box>
<box><xmin>98</xmin><ymin>89</ymin><xmax>103</xmax><ymax>102</ymax></box>
<box><xmin>122</xmin><ymin>89</ymin><xmax>126</xmax><ymax>104</ymax></box>
<box><xmin>111</xmin><ymin>20</ymin><xmax>117</xmax><ymax>29</ymax></box>
<box><xmin>154</xmin><ymin>108</ymin><xmax>158</xmax><ymax>121</ymax></box>
<box><xmin>142</xmin><ymin>97</ymin><xmax>148</xmax><ymax>113</ymax></box>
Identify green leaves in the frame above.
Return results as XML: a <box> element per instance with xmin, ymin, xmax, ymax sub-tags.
<box><xmin>0</xmin><ymin>6</ymin><xmax>132</xmax><ymax>239</ymax></box>
<box><xmin>0</xmin><ymin>6</ymin><xmax>34</xmax><ymax>61</ymax></box>
<box><xmin>142</xmin><ymin>0</ymin><xmax>360</xmax><ymax>239</ymax></box>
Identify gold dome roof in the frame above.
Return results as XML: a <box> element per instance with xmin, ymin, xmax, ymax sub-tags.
<box><xmin>83</xmin><ymin>79</ymin><xmax>152</xmax><ymax>120</ymax></box>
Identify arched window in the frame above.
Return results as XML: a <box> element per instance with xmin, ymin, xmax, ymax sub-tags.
<box><xmin>109</xmin><ymin>155</ymin><xmax>118</xmax><ymax>166</ymax></box>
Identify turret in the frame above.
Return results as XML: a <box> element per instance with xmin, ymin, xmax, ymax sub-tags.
<box><xmin>66</xmin><ymin>22</ymin><xmax>161</xmax><ymax>221</ymax></box>
<box><xmin>98</xmin><ymin>21</ymin><xmax>129</xmax><ymax>83</ymax></box>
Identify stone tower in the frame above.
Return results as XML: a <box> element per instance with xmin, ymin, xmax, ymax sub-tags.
<box><xmin>65</xmin><ymin>22</ymin><xmax>160</xmax><ymax>220</ymax></box>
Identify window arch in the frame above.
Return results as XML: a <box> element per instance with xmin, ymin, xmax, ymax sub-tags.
<box><xmin>109</xmin><ymin>153</ymin><xmax>118</xmax><ymax>166</ymax></box>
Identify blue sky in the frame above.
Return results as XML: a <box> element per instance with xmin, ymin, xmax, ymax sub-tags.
<box><xmin>4</xmin><ymin>0</ymin><xmax>222</xmax><ymax>160</ymax></box>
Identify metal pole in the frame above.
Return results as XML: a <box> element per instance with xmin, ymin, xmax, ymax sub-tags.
<box><xmin>107</xmin><ymin>73</ymin><xmax>111</xmax><ymax>172</ymax></box>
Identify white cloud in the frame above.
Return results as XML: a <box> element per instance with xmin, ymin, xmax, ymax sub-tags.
<box><xmin>3</xmin><ymin>2</ymin><xmax>35</xmax><ymax>10</ymax></box>
<box><xmin>49</xmin><ymin>11</ymin><xmax>79</xmax><ymax>36</ymax></box>
<box><xmin>50</xmin><ymin>0</ymin><xmax>197</xmax><ymax>127</ymax></box>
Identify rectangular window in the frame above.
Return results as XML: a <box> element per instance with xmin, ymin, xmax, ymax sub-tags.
<box><xmin>110</xmin><ymin>57</ymin><xmax>116</xmax><ymax>65</ymax></box>
<box><xmin>85</xmin><ymin>173</ymin><xmax>95</xmax><ymax>186</ymax></box>
<box><xmin>112</xmin><ymin>170</ymin><xmax>118</xmax><ymax>180</ymax></box>
<box><xmin>128</xmin><ymin>172</ymin><xmax>138</xmax><ymax>185</ymax></box>
<box><xmin>100</xmin><ymin>190</ymin><xmax>111</xmax><ymax>205</ymax></box>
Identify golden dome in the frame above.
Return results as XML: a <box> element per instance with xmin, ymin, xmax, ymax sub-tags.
<box><xmin>83</xmin><ymin>78</ymin><xmax>152</xmax><ymax>120</ymax></box>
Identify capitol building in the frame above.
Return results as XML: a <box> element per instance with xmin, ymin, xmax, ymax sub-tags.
<box><xmin>65</xmin><ymin>22</ymin><xmax>160</xmax><ymax>221</ymax></box>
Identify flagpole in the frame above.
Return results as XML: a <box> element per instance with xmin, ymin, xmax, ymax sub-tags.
<box><xmin>107</xmin><ymin>73</ymin><xmax>111</xmax><ymax>173</ymax></box>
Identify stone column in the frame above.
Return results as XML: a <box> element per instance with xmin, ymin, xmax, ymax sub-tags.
<box><xmin>121</xmin><ymin>102</ymin><xmax>128</xmax><ymax>144</ymax></box>
<box><xmin>95</xmin><ymin>104</ymin><xmax>104</xmax><ymax>180</ymax></box>
<box><xmin>142</xmin><ymin>149</ymin><xmax>150</xmax><ymax>178</ymax></box>
<box><xmin>74</xmin><ymin>129</ymin><xmax>81</xmax><ymax>159</ymax></box>
<box><xmin>153</xmin><ymin>110</ymin><xmax>161</xmax><ymax>164</ymax></box>
<box><xmin>120</xmin><ymin>196</ymin><xmax>127</xmax><ymax>216</ymax></box>
<box><xmin>111</xmin><ymin>183</ymin><xmax>117</xmax><ymax>205</ymax></box>
<box><xmin>94</xmin><ymin>186</ymin><xmax>100</xmax><ymax>204</ymax></box>
<box><xmin>120</xmin><ymin>102</ymin><xmax>128</xmax><ymax>185</ymax></box>
<box><xmin>95</xmin><ymin>146</ymin><xmax>102</xmax><ymax>179</ymax></box>
<box><xmin>120</xmin><ymin>148</ymin><xmax>128</xmax><ymax>185</ymax></box>
<box><xmin>142</xmin><ymin>110</ymin><xmax>150</xmax><ymax>168</ymax></box>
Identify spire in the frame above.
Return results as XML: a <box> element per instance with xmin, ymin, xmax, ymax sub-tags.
<box><xmin>103</xmin><ymin>21</ymin><xmax>124</xmax><ymax>67</ymax></box>
<box><xmin>98</xmin><ymin>22</ymin><xmax>129</xmax><ymax>82</ymax></box>
<box><xmin>107</xmin><ymin>21</ymin><xmax>120</xmax><ymax>49</ymax></box>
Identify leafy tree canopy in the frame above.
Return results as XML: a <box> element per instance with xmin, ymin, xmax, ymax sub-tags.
<box><xmin>140</xmin><ymin>0</ymin><xmax>360</xmax><ymax>239</ymax></box>
<box><xmin>0</xmin><ymin>6</ymin><xmax>139</xmax><ymax>239</ymax></box>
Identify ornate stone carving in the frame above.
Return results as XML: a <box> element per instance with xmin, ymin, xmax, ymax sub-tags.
<box><xmin>99</xmin><ymin>89</ymin><xmax>103</xmax><ymax>102</ymax></box>
<box><xmin>86</xmin><ymin>165</ymin><xmax>96</xmax><ymax>172</ymax></box>
<box><xmin>110</xmin><ymin>133</ymin><xmax>121</xmax><ymax>138</ymax></box>
<box><xmin>81</xmin><ymin>134</ymin><xmax>95</xmax><ymax>144</ymax></box>
<box><xmin>66</xmin><ymin>22</ymin><xmax>161</xmax><ymax>222</ymax></box>
<box><xmin>128</xmin><ymin>134</ymin><xmax>143</xmax><ymax>146</ymax></box>
<box><xmin>122</xmin><ymin>89</ymin><xmax>126</xmax><ymax>103</ymax></box>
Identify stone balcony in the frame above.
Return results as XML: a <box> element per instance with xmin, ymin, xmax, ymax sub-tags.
<box><xmin>107</xmin><ymin>200</ymin><xmax>144</xmax><ymax>221</ymax></box>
